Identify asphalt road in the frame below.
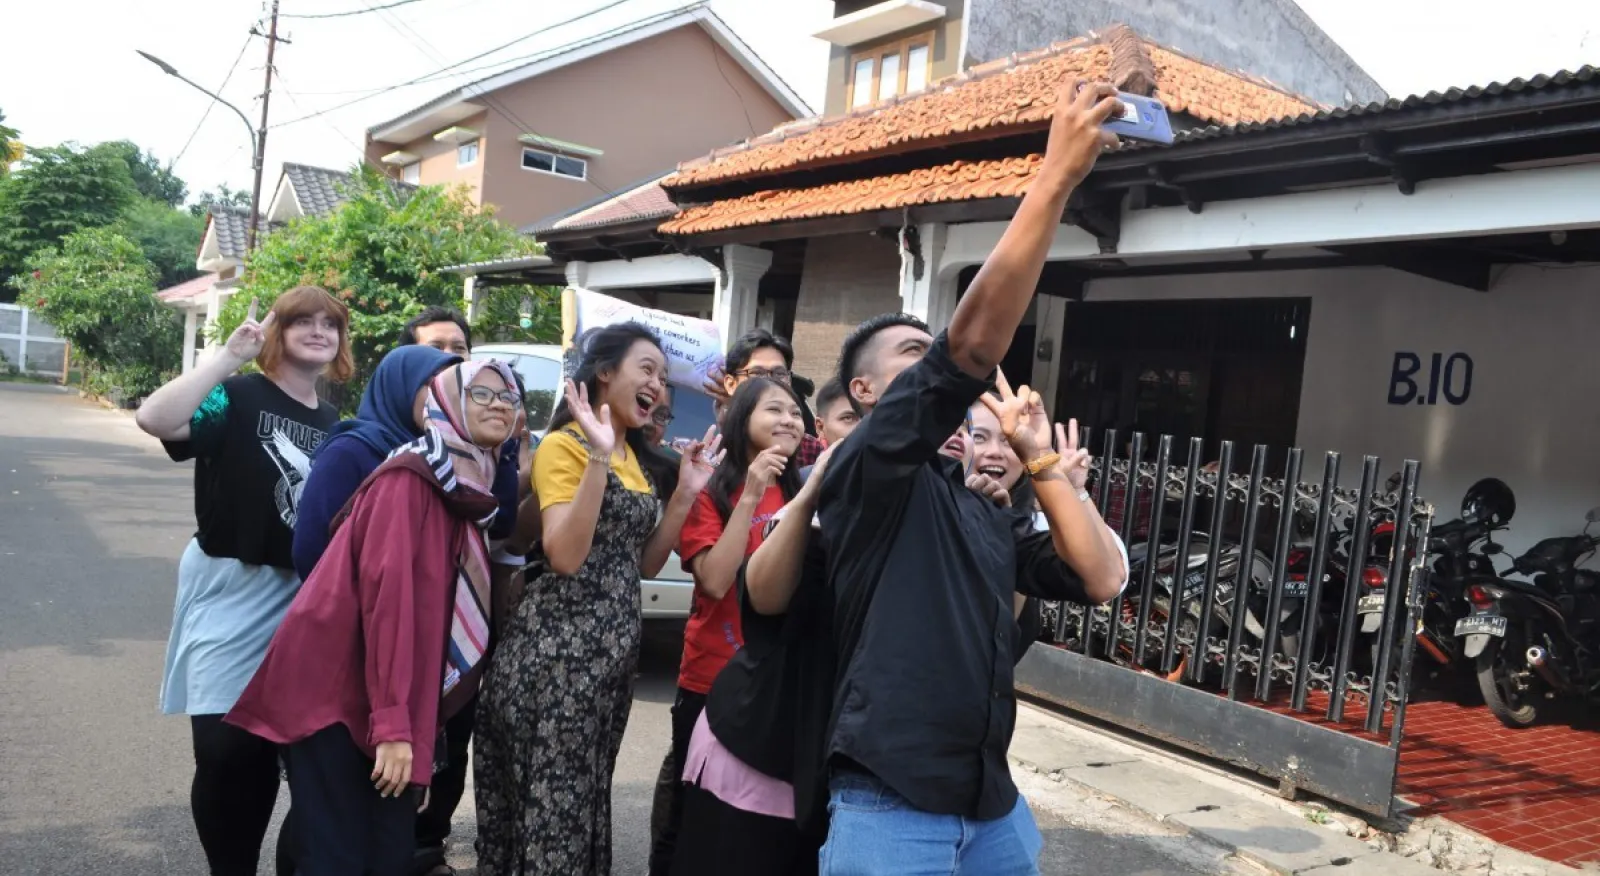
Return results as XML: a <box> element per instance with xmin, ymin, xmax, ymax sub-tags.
<box><xmin>0</xmin><ymin>382</ymin><xmax>1249</xmax><ymax>875</ymax></box>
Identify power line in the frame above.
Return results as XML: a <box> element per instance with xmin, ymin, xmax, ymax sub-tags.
<box><xmin>269</xmin><ymin>0</ymin><xmax>638</xmax><ymax>128</ymax></box>
<box><xmin>281</xmin><ymin>0</ymin><xmax>426</xmax><ymax>19</ymax></box>
<box><xmin>173</xmin><ymin>30</ymin><xmax>257</xmax><ymax>166</ymax></box>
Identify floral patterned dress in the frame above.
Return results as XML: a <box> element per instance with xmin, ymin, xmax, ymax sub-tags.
<box><xmin>474</xmin><ymin>431</ymin><xmax>659</xmax><ymax>875</ymax></box>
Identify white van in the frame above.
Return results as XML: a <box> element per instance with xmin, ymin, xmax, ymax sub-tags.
<box><xmin>471</xmin><ymin>342</ymin><xmax>711</xmax><ymax>620</ymax></box>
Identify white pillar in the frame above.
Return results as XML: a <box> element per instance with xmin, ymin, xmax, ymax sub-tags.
<box><xmin>462</xmin><ymin>275</ymin><xmax>480</xmax><ymax>322</ymax></box>
<box><xmin>564</xmin><ymin>261</ymin><xmax>590</xmax><ymax>290</ymax></box>
<box><xmin>202</xmin><ymin>283</ymin><xmax>222</xmax><ymax>357</ymax></box>
<box><xmin>898</xmin><ymin>222</ymin><xmax>959</xmax><ymax>332</ymax></box>
<box><xmin>713</xmin><ymin>244</ymin><xmax>772</xmax><ymax>346</ymax></box>
<box><xmin>1031</xmin><ymin>295</ymin><xmax>1069</xmax><ymax>419</ymax></box>
<box><xmin>16</xmin><ymin>306</ymin><xmax>28</xmax><ymax>374</ymax></box>
<box><xmin>181</xmin><ymin>308</ymin><xmax>199</xmax><ymax>373</ymax></box>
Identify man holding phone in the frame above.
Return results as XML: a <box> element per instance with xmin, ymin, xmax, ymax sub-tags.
<box><xmin>808</xmin><ymin>80</ymin><xmax>1127</xmax><ymax>874</ymax></box>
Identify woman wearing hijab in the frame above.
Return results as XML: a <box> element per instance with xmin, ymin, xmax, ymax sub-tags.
<box><xmin>227</xmin><ymin>359</ymin><xmax>524</xmax><ymax>876</ymax></box>
<box><xmin>292</xmin><ymin>345</ymin><xmax>458</xmax><ymax>580</ymax></box>
<box><xmin>285</xmin><ymin>344</ymin><xmax>476</xmax><ymax>876</ymax></box>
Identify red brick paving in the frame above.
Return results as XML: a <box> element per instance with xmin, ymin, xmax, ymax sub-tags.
<box><xmin>1391</xmin><ymin>697</ymin><xmax>1600</xmax><ymax>868</ymax></box>
<box><xmin>1261</xmin><ymin>687</ymin><xmax>1600</xmax><ymax>867</ymax></box>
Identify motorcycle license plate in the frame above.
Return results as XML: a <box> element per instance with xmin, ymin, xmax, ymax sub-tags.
<box><xmin>1453</xmin><ymin>615</ymin><xmax>1507</xmax><ymax>638</ymax></box>
<box><xmin>1282</xmin><ymin>578</ymin><xmax>1309</xmax><ymax>598</ymax></box>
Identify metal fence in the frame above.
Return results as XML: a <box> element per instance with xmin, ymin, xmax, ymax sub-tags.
<box><xmin>0</xmin><ymin>304</ymin><xmax>68</xmax><ymax>378</ymax></box>
<box><xmin>1019</xmin><ymin>429</ymin><xmax>1435</xmax><ymax>817</ymax></box>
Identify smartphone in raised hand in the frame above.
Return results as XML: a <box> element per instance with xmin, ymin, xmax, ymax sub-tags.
<box><xmin>1104</xmin><ymin>92</ymin><xmax>1175</xmax><ymax>145</ymax></box>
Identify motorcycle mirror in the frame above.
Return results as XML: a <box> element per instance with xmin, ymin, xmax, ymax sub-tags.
<box><xmin>1587</xmin><ymin>506</ymin><xmax>1600</xmax><ymax>523</ymax></box>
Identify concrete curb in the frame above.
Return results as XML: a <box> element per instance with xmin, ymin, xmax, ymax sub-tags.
<box><xmin>1009</xmin><ymin>703</ymin><xmax>1581</xmax><ymax>876</ymax></box>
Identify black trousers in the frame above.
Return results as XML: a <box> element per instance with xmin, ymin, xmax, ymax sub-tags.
<box><xmin>285</xmin><ymin>725</ymin><xmax>417</xmax><ymax>876</ymax></box>
<box><xmin>671</xmin><ymin>783</ymin><xmax>815</xmax><ymax>876</ymax></box>
<box><xmin>646</xmin><ymin>687</ymin><xmax>708</xmax><ymax>875</ymax></box>
<box><xmin>276</xmin><ymin>698</ymin><xmax>475</xmax><ymax>876</ymax></box>
<box><xmin>190</xmin><ymin>714</ymin><xmax>282</xmax><ymax>876</ymax></box>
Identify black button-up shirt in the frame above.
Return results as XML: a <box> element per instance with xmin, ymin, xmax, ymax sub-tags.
<box><xmin>816</xmin><ymin>331</ymin><xmax>1092</xmax><ymax>820</ymax></box>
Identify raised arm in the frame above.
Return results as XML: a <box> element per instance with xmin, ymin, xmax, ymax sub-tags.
<box><xmin>945</xmin><ymin>82</ymin><xmax>1118</xmax><ymax>379</ymax></box>
<box><xmin>537</xmin><ymin>383</ymin><xmax>614</xmax><ymax>576</ymax></box>
<box><xmin>641</xmin><ymin>426</ymin><xmax>723</xmax><ymax>579</ymax></box>
<box><xmin>137</xmin><ymin>298</ymin><xmax>273</xmax><ymax>440</ymax></box>
<box><xmin>747</xmin><ymin>447</ymin><xmax>831</xmax><ymax>615</ymax></box>
<box><xmin>983</xmin><ymin>376</ymin><xmax>1125</xmax><ymax>604</ymax></box>
<box><xmin>686</xmin><ymin>447</ymin><xmax>786</xmax><ymax>601</ymax></box>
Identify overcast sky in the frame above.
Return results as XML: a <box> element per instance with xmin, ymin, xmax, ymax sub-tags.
<box><xmin>3</xmin><ymin>0</ymin><xmax>1598</xmax><ymax>202</ymax></box>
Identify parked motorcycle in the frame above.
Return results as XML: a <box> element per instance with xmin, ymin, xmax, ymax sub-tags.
<box><xmin>1456</xmin><ymin>507</ymin><xmax>1600</xmax><ymax>728</ymax></box>
<box><xmin>1360</xmin><ymin>478</ymin><xmax>1513</xmax><ymax>685</ymax></box>
<box><xmin>1113</xmin><ymin>531</ymin><xmax>1274</xmax><ymax>680</ymax></box>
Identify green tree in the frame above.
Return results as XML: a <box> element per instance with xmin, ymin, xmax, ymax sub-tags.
<box><xmin>115</xmin><ymin>199</ymin><xmax>205</xmax><ymax>288</ymax></box>
<box><xmin>92</xmin><ymin>140</ymin><xmax>187</xmax><ymax>207</ymax></box>
<box><xmin>217</xmin><ymin>166</ymin><xmax>539</xmax><ymax>404</ymax></box>
<box><xmin>471</xmin><ymin>285</ymin><xmax>562</xmax><ymax>345</ymax></box>
<box><xmin>0</xmin><ymin>109</ymin><xmax>21</xmax><ymax>177</ymax></box>
<box><xmin>0</xmin><ymin>143</ymin><xmax>136</xmax><ymax>295</ymax></box>
<box><xmin>189</xmin><ymin>183</ymin><xmax>252</xmax><ymax>218</ymax></box>
<box><xmin>11</xmin><ymin>228</ymin><xmax>184</xmax><ymax>399</ymax></box>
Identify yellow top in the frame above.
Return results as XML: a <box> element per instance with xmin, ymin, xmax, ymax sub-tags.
<box><xmin>534</xmin><ymin>426</ymin><xmax>652</xmax><ymax>510</ymax></box>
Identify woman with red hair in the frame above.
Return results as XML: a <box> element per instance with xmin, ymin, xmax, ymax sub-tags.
<box><xmin>136</xmin><ymin>286</ymin><xmax>353</xmax><ymax>876</ymax></box>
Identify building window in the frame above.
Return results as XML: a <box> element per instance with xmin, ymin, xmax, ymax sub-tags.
<box><xmin>457</xmin><ymin>141</ymin><xmax>479</xmax><ymax>167</ymax></box>
<box><xmin>520</xmin><ymin>147</ymin><xmax>586</xmax><ymax>180</ymax></box>
<box><xmin>848</xmin><ymin>32</ymin><xmax>934</xmax><ymax>109</ymax></box>
<box><xmin>400</xmin><ymin>162</ymin><xmax>421</xmax><ymax>184</ymax></box>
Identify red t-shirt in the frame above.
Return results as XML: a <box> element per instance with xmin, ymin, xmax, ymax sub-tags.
<box><xmin>676</xmin><ymin>483</ymin><xmax>788</xmax><ymax>694</ymax></box>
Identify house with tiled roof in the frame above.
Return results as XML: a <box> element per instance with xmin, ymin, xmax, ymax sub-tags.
<box><xmin>512</xmin><ymin>16</ymin><xmax>1600</xmax><ymax>606</ymax></box>
<box><xmin>364</xmin><ymin>3</ymin><xmax>809</xmax><ymax>233</ymax></box>
<box><xmin>169</xmin><ymin>162</ymin><xmax>405</xmax><ymax>372</ymax></box>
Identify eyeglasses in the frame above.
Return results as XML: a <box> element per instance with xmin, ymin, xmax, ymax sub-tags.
<box><xmin>652</xmin><ymin>410</ymin><xmax>675</xmax><ymax>426</ymax></box>
<box><xmin>466</xmin><ymin>386</ymin><xmax>520</xmax><ymax>407</ymax></box>
<box><xmin>733</xmin><ymin>366</ymin><xmax>792</xmax><ymax>384</ymax></box>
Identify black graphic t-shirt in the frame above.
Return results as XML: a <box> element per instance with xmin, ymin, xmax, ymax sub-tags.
<box><xmin>163</xmin><ymin>373</ymin><xmax>337</xmax><ymax>570</ymax></box>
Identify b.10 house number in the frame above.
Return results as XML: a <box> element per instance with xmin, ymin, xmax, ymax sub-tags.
<box><xmin>1388</xmin><ymin>352</ymin><xmax>1473</xmax><ymax>406</ymax></box>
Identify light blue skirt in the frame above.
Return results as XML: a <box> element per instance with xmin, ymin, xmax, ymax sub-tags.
<box><xmin>159</xmin><ymin>538</ymin><xmax>300</xmax><ymax>716</ymax></box>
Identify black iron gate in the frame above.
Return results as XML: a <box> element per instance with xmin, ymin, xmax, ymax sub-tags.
<box><xmin>1016</xmin><ymin>430</ymin><xmax>1435</xmax><ymax>818</ymax></box>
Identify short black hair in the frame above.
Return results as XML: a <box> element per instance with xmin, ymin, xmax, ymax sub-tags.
<box><xmin>401</xmin><ymin>305</ymin><xmax>472</xmax><ymax>349</ymax></box>
<box><xmin>815</xmin><ymin>377</ymin><xmax>850</xmax><ymax>415</ymax></box>
<box><xmin>725</xmin><ymin>328</ymin><xmax>794</xmax><ymax>374</ymax></box>
<box><xmin>836</xmin><ymin>312</ymin><xmax>929</xmax><ymax>409</ymax></box>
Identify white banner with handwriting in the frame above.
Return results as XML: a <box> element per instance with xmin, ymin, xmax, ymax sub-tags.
<box><xmin>567</xmin><ymin>287</ymin><xmax>723</xmax><ymax>389</ymax></box>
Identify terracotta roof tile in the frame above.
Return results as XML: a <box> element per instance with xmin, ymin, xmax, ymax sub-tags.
<box><xmin>660</xmin><ymin>155</ymin><xmax>1045</xmax><ymax>236</ymax></box>
<box><xmin>548</xmin><ymin>178</ymin><xmax>676</xmax><ymax>232</ymax></box>
<box><xmin>665</xmin><ymin>30</ymin><xmax>1318</xmax><ymax>191</ymax></box>
<box><xmin>1147</xmin><ymin>46</ymin><xmax>1317</xmax><ymax>128</ymax></box>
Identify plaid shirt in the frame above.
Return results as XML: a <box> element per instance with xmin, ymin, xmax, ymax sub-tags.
<box><xmin>797</xmin><ymin>434</ymin><xmax>825</xmax><ymax>467</ymax></box>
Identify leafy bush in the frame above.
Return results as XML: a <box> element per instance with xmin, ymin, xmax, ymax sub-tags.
<box><xmin>11</xmin><ymin>227</ymin><xmax>183</xmax><ymax>399</ymax></box>
<box><xmin>216</xmin><ymin>166</ymin><xmax>544</xmax><ymax>404</ymax></box>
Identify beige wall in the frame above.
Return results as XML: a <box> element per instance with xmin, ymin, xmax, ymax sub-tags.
<box><xmin>473</xmin><ymin>24</ymin><xmax>793</xmax><ymax>230</ymax></box>
<box><xmin>791</xmin><ymin>233</ymin><xmax>902</xmax><ymax>384</ymax></box>
<box><xmin>823</xmin><ymin>0</ymin><xmax>967</xmax><ymax>116</ymax></box>
<box><xmin>369</xmin><ymin>111</ymin><xmax>488</xmax><ymax>203</ymax></box>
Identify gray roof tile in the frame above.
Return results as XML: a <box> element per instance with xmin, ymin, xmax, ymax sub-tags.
<box><xmin>282</xmin><ymin>163</ymin><xmax>357</xmax><ymax>217</ymax></box>
<box><xmin>207</xmin><ymin>206</ymin><xmax>271</xmax><ymax>261</ymax></box>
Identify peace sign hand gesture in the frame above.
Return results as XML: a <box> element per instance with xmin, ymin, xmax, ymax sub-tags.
<box><xmin>977</xmin><ymin>370</ymin><xmax>1052</xmax><ymax>462</ymax></box>
<box><xmin>1054</xmin><ymin>419</ymin><xmax>1093</xmax><ymax>491</ymax></box>
<box><xmin>564</xmin><ymin>379</ymin><xmax>616</xmax><ymax>457</ymax></box>
<box><xmin>224</xmin><ymin>297</ymin><xmax>276</xmax><ymax>363</ymax></box>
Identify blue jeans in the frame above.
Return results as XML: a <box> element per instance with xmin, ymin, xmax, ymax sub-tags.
<box><xmin>819</xmin><ymin>772</ymin><xmax>1043</xmax><ymax>875</ymax></box>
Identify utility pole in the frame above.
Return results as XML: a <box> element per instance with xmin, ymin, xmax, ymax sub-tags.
<box><xmin>246</xmin><ymin>0</ymin><xmax>284</xmax><ymax>254</ymax></box>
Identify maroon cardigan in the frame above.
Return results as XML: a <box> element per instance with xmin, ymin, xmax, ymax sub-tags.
<box><xmin>226</xmin><ymin>461</ymin><xmax>463</xmax><ymax>785</ymax></box>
